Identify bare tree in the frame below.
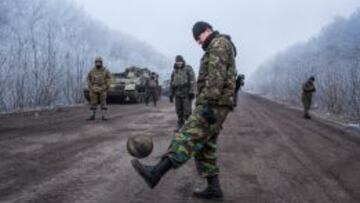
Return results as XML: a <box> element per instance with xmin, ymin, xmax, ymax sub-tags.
<box><xmin>249</xmin><ymin>10</ymin><xmax>360</xmax><ymax>121</ymax></box>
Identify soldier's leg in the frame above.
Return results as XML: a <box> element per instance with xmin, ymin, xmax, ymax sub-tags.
<box><xmin>183</xmin><ymin>96</ymin><xmax>192</xmax><ymax>121</ymax></box>
<box><xmin>302</xmin><ymin>96</ymin><xmax>311</xmax><ymax>119</ymax></box>
<box><xmin>192</xmin><ymin>107</ymin><xmax>229</xmax><ymax>199</ymax></box>
<box><xmin>100</xmin><ymin>91</ymin><xmax>108</xmax><ymax>120</ymax></box>
<box><xmin>145</xmin><ymin>91</ymin><xmax>150</xmax><ymax>106</ymax></box>
<box><xmin>88</xmin><ymin>91</ymin><xmax>98</xmax><ymax>120</ymax></box>
<box><xmin>194</xmin><ymin>135</ymin><xmax>219</xmax><ymax>178</ymax></box>
<box><xmin>306</xmin><ymin>97</ymin><xmax>313</xmax><ymax>118</ymax></box>
<box><xmin>152</xmin><ymin>89</ymin><xmax>157</xmax><ymax>106</ymax></box>
<box><xmin>131</xmin><ymin>105</ymin><xmax>229</xmax><ymax>190</ymax></box>
<box><xmin>193</xmin><ymin>135</ymin><xmax>223</xmax><ymax>199</ymax></box>
<box><xmin>165</xmin><ymin>105</ymin><xmax>229</xmax><ymax>168</ymax></box>
<box><xmin>175</xmin><ymin>96</ymin><xmax>184</xmax><ymax>127</ymax></box>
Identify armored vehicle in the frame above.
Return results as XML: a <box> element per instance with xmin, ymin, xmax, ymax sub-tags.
<box><xmin>84</xmin><ymin>66</ymin><xmax>161</xmax><ymax>104</ymax></box>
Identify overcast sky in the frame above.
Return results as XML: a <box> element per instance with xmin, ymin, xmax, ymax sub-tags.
<box><xmin>73</xmin><ymin>0</ymin><xmax>359</xmax><ymax>76</ymax></box>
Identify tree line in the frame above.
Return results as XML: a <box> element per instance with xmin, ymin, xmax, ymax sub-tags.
<box><xmin>0</xmin><ymin>0</ymin><xmax>170</xmax><ymax>112</ymax></box>
<box><xmin>249</xmin><ymin>9</ymin><xmax>360</xmax><ymax>120</ymax></box>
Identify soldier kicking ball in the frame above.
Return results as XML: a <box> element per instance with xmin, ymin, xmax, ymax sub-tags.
<box><xmin>131</xmin><ymin>21</ymin><xmax>237</xmax><ymax>200</ymax></box>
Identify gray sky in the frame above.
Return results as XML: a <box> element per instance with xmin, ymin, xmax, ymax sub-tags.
<box><xmin>73</xmin><ymin>0</ymin><xmax>359</xmax><ymax>76</ymax></box>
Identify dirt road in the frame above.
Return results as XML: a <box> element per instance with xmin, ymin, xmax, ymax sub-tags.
<box><xmin>1</xmin><ymin>93</ymin><xmax>360</xmax><ymax>203</ymax></box>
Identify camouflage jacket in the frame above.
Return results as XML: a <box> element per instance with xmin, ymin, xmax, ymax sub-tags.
<box><xmin>196</xmin><ymin>33</ymin><xmax>237</xmax><ymax>107</ymax></box>
<box><xmin>302</xmin><ymin>80</ymin><xmax>316</xmax><ymax>94</ymax></box>
<box><xmin>146</xmin><ymin>76</ymin><xmax>158</xmax><ymax>89</ymax></box>
<box><xmin>87</xmin><ymin>66</ymin><xmax>112</xmax><ymax>92</ymax></box>
<box><xmin>170</xmin><ymin>65</ymin><xmax>196</xmax><ymax>97</ymax></box>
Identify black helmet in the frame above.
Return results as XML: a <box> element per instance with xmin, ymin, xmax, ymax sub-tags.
<box><xmin>175</xmin><ymin>55</ymin><xmax>185</xmax><ymax>62</ymax></box>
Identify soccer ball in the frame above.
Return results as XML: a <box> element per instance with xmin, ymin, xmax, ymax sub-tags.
<box><xmin>127</xmin><ymin>136</ymin><xmax>153</xmax><ymax>158</ymax></box>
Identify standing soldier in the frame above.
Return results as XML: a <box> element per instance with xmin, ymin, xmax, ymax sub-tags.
<box><xmin>145</xmin><ymin>72</ymin><xmax>159</xmax><ymax>107</ymax></box>
<box><xmin>169</xmin><ymin>55</ymin><xmax>196</xmax><ymax>132</ymax></box>
<box><xmin>302</xmin><ymin>76</ymin><xmax>316</xmax><ymax>119</ymax></box>
<box><xmin>87</xmin><ymin>56</ymin><xmax>112</xmax><ymax>120</ymax></box>
<box><xmin>131</xmin><ymin>21</ymin><xmax>237</xmax><ymax>200</ymax></box>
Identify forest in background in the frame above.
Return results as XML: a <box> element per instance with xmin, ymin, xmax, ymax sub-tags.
<box><xmin>249</xmin><ymin>9</ymin><xmax>360</xmax><ymax>121</ymax></box>
<box><xmin>0</xmin><ymin>0</ymin><xmax>171</xmax><ymax>112</ymax></box>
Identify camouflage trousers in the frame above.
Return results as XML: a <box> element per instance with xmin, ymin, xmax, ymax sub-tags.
<box><xmin>145</xmin><ymin>88</ymin><xmax>158</xmax><ymax>106</ymax></box>
<box><xmin>175</xmin><ymin>95</ymin><xmax>192</xmax><ymax>126</ymax></box>
<box><xmin>164</xmin><ymin>105</ymin><xmax>230</xmax><ymax>177</ymax></box>
<box><xmin>90</xmin><ymin>90</ymin><xmax>107</xmax><ymax>110</ymax></box>
<box><xmin>302</xmin><ymin>93</ymin><xmax>313</xmax><ymax>115</ymax></box>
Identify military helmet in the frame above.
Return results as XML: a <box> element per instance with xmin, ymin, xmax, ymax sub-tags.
<box><xmin>95</xmin><ymin>56</ymin><xmax>103</xmax><ymax>62</ymax></box>
<box><xmin>309</xmin><ymin>76</ymin><xmax>315</xmax><ymax>81</ymax></box>
<box><xmin>175</xmin><ymin>55</ymin><xmax>185</xmax><ymax>62</ymax></box>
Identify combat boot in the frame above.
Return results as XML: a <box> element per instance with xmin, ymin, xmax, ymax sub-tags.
<box><xmin>174</xmin><ymin>120</ymin><xmax>184</xmax><ymax>132</ymax></box>
<box><xmin>101</xmin><ymin>110</ymin><xmax>108</xmax><ymax>121</ymax></box>
<box><xmin>193</xmin><ymin>175</ymin><xmax>224</xmax><ymax>200</ymax></box>
<box><xmin>304</xmin><ymin>113</ymin><xmax>311</xmax><ymax>119</ymax></box>
<box><xmin>131</xmin><ymin>157</ymin><xmax>172</xmax><ymax>189</ymax></box>
<box><xmin>87</xmin><ymin>111</ymin><xmax>96</xmax><ymax>121</ymax></box>
<box><xmin>174</xmin><ymin>123</ymin><xmax>181</xmax><ymax>132</ymax></box>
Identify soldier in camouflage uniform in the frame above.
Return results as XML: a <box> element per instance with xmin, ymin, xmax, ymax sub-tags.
<box><xmin>87</xmin><ymin>56</ymin><xmax>112</xmax><ymax>120</ymax></box>
<box><xmin>145</xmin><ymin>72</ymin><xmax>159</xmax><ymax>107</ymax></box>
<box><xmin>170</xmin><ymin>55</ymin><xmax>196</xmax><ymax>132</ymax></box>
<box><xmin>131</xmin><ymin>21</ymin><xmax>237</xmax><ymax>200</ymax></box>
<box><xmin>302</xmin><ymin>76</ymin><xmax>316</xmax><ymax>119</ymax></box>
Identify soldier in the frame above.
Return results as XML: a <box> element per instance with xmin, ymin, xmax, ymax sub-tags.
<box><xmin>145</xmin><ymin>72</ymin><xmax>158</xmax><ymax>107</ymax></box>
<box><xmin>169</xmin><ymin>55</ymin><xmax>196</xmax><ymax>132</ymax></box>
<box><xmin>87</xmin><ymin>56</ymin><xmax>111</xmax><ymax>120</ymax></box>
<box><xmin>131</xmin><ymin>21</ymin><xmax>237</xmax><ymax>200</ymax></box>
<box><xmin>302</xmin><ymin>76</ymin><xmax>316</xmax><ymax>119</ymax></box>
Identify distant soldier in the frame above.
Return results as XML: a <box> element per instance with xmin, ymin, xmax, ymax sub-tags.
<box><xmin>87</xmin><ymin>56</ymin><xmax>112</xmax><ymax>120</ymax></box>
<box><xmin>131</xmin><ymin>21</ymin><xmax>237</xmax><ymax>200</ymax></box>
<box><xmin>145</xmin><ymin>72</ymin><xmax>158</xmax><ymax>107</ymax></box>
<box><xmin>169</xmin><ymin>55</ymin><xmax>196</xmax><ymax>132</ymax></box>
<box><xmin>302</xmin><ymin>76</ymin><xmax>316</xmax><ymax>119</ymax></box>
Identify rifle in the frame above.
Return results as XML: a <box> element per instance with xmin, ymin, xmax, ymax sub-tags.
<box><xmin>234</xmin><ymin>74</ymin><xmax>245</xmax><ymax>107</ymax></box>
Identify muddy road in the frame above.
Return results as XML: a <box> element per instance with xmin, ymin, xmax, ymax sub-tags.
<box><xmin>1</xmin><ymin>93</ymin><xmax>360</xmax><ymax>203</ymax></box>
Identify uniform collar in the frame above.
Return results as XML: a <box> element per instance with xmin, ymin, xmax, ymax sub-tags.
<box><xmin>202</xmin><ymin>31</ymin><xmax>219</xmax><ymax>51</ymax></box>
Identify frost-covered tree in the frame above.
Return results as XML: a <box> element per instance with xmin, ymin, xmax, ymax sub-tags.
<box><xmin>0</xmin><ymin>0</ymin><xmax>171</xmax><ymax>112</ymax></box>
<box><xmin>249</xmin><ymin>9</ymin><xmax>360</xmax><ymax>120</ymax></box>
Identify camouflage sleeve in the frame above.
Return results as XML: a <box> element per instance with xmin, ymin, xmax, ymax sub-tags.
<box><xmin>105</xmin><ymin>69</ymin><xmax>112</xmax><ymax>89</ymax></box>
<box><xmin>303</xmin><ymin>82</ymin><xmax>315</xmax><ymax>92</ymax></box>
<box><xmin>87</xmin><ymin>70</ymin><xmax>93</xmax><ymax>89</ymax></box>
<box><xmin>187</xmin><ymin>65</ymin><xmax>196</xmax><ymax>95</ymax></box>
<box><xmin>201</xmin><ymin>39</ymin><xmax>231</xmax><ymax>104</ymax></box>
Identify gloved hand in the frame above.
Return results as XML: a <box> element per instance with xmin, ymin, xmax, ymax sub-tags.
<box><xmin>201</xmin><ymin>104</ymin><xmax>217</xmax><ymax>124</ymax></box>
<box><xmin>189</xmin><ymin>93</ymin><xmax>195</xmax><ymax>100</ymax></box>
<box><xmin>169</xmin><ymin>95</ymin><xmax>174</xmax><ymax>103</ymax></box>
